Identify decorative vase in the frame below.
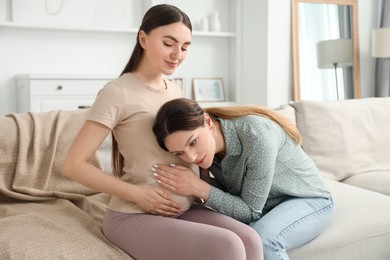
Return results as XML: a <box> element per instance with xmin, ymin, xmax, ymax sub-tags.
<box><xmin>209</xmin><ymin>11</ymin><xmax>221</xmax><ymax>32</ymax></box>
<box><xmin>200</xmin><ymin>17</ymin><xmax>209</xmax><ymax>31</ymax></box>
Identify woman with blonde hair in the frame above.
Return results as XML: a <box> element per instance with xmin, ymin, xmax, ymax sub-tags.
<box><xmin>152</xmin><ymin>97</ymin><xmax>334</xmax><ymax>260</ymax></box>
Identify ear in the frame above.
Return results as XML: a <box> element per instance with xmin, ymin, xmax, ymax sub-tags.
<box><xmin>204</xmin><ymin>113</ymin><xmax>214</xmax><ymax>129</ymax></box>
<box><xmin>138</xmin><ymin>30</ymin><xmax>147</xmax><ymax>49</ymax></box>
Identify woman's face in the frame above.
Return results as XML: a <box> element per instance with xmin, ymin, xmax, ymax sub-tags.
<box><xmin>164</xmin><ymin>119</ymin><xmax>216</xmax><ymax>169</ymax></box>
<box><xmin>140</xmin><ymin>22</ymin><xmax>192</xmax><ymax>75</ymax></box>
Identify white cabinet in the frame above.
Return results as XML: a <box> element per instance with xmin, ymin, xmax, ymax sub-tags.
<box><xmin>16</xmin><ymin>74</ymin><xmax>114</xmax><ymax>112</ymax></box>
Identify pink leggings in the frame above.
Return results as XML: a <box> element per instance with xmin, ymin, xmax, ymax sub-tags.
<box><xmin>102</xmin><ymin>204</ymin><xmax>263</xmax><ymax>260</ymax></box>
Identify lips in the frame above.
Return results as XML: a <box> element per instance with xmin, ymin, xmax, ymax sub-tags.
<box><xmin>166</xmin><ymin>60</ymin><xmax>178</xmax><ymax>68</ymax></box>
<box><xmin>195</xmin><ymin>156</ymin><xmax>206</xmax><ymax>166</ymax></box>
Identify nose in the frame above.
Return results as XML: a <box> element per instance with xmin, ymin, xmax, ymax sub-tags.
<box><xmin>183</xmin><ymin>151</ymin><xmax>197</xmax><ymax>163</ymax></box>
<box><xmin>170</xmin><ymin>46</ymin><xmax>181</xmax><ymax>60</ymax></box>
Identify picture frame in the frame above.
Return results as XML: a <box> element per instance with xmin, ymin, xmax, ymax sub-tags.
<box><xmin>192</xmin><ymin>78</ymin><xmax>225</xmax><ymax>102</ymax></box>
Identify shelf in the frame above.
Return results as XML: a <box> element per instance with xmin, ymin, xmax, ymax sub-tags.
<box><xmin>0</xmin><ymin>22</ymin><xmax>236</xmax><ymax>37</ymax></box>
<box><xmin>199</xmin><ymin>101</ymin><xmax>237</xmax><ymax>108</ymax></box>
<box><xmin>16</xmin><ymin>73</ymin><xmax>117</xmax><ymax>80</ymax></box>
<box><xmin>192</xmin><ymin>31</ymin><xmax>236</xmax><ymax>37</ymax></box>
<box><xmin>0</xmin><ymin>22</ymin><xmax>138</xmax><ymax>33</ymax></box>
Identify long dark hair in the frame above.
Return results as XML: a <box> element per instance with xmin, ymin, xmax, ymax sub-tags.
<box><xmin>112</xmin><ymin>4</ymin><xmax>192</xmax><ymax>178</ymax></box>
<box><xmin>153</xmin><ymin>98</ymin><xmax>302</xmax><ymax>152</ymax></box>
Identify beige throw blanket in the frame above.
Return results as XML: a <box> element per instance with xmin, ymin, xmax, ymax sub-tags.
<box><xmin>0</xmin><ymin>110</ymin><xmax>129</xmax><ymax>259</ymax></box>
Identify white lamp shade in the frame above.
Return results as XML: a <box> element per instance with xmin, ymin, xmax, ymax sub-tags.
<box><xmin>316</xmin><ymin>39</ymin><xmax>353</xmax><ymax>69</ymax></box>
<box><xmin>372</xmin><ymin>27</ymin><xmax>390</xmax><ymax>58</ymax></box>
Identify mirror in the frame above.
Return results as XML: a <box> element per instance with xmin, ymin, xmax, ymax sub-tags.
<box><xmin>292</xmin><ymin>0</ymin><xmax>361</xmax><ymax>101</ymax></box>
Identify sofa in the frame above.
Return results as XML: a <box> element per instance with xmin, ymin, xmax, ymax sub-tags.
<box><xmin>281</xmin><ymin>97</ymin><xmax>390</xmax><ymax>260</ymax></box>
<box><xmin>1</xmin><ymin>97</ymin><xmax>389</xmax><ymax>259</ymax></box>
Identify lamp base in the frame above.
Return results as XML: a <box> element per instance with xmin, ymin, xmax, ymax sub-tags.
<box><xmin>333</xmin><ymin>63</ymin><xmax>340</xmax><ymax>100</ymax></box>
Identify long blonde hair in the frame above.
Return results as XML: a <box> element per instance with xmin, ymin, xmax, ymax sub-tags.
<box><xmin>205</xmin><ymin>105</ymin><xmax>301</xmax><ymax>144</ymax></box>
<box><xmin>153</xmin><ymin>98</ymin><xmax>301</xmax><ymax>152</ymax></box>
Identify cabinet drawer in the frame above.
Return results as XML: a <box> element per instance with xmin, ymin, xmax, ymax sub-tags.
<box><xmin>32</xmin><ymin>98</ymin><xmax>96</xmax><ymax>112</ymax></box>
<box><xmin>29</xmin><ymin>79</ymin><xmax>109</xmax><ymax>96</ymax></box>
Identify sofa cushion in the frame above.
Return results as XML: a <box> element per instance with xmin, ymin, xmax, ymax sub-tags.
<box><xmin>273</xmin><ymin>103</ymin><xmax>297</xmax><ymax>125</ymax></box>
<box><xmin>288</xmin><ymin>179</ymin><xmax>390</xmax><ymax>260</ymax></box>
<box><xmin>342</xmin><ymin>171</ymin><xmax>390</xmax><ymax>196</ymax></box>
<box><xmin>290</xmin><ymin>97</ymin><xmax>390</xmax><ymax>183</ymax></box>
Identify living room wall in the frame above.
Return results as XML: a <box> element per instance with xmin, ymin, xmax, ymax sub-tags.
<box><xmin>0</xmin><ymin>0</ymin><xmax>379</xmax><ymax>115</ymax></box>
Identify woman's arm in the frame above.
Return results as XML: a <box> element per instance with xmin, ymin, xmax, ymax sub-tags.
<box><xmin>203</xmin><ymin>120</ymin><xmax>281</xmax><ymax>223</ymax></box>
<box><xmin>61</xmin><ymin>120</ymin><xmax>181</xmax><ymax>216</ymax></box>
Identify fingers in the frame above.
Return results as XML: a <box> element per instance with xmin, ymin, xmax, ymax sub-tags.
<box><xmin>156</xmin><ymin>188</ymin><xmax>172</xmax><ymax>201</ymax></box>
<box><xmin>156</xmin><ymin>173</ymin><xmax>177</xmax><ymax>191</ymax></box>
<box><xmin>139</xmin><ymin>184</ymin><xmax>182</xmax><ymax>217</ymax></box>
<box><xmin>155</xmin><ymin>187</ymin><xmax>172</xmax><ymax>200</ymax></box>
<box><xmin>152</xmin><ymin>165</ymin><xmax>177</xmax><ymax>190</ymax></box>
<box><xmin>152</xmin><ymin>164</ymin><xmax>193</xmax><ymax>196</ymax></box>
<box><xmin>155</xmin><ymin>189</ymin><xmax>181</xmax><ymax>209</ymax></box>
<box><xmin>154</xmin><ymin>163</ymin><xmax>186</xmax><ymax>173</ymax></box>
<box><xmin>171</xmin><ymin>164</ymin><xmax>188</xmax><ymax>170</ymax></box>
<box><xmin>153</xmin><ymin>197</ymin><xmax>181</xmax><ymax>217</ymax></box>
<box><xmin>152</xmin><ymin>164</ymin><xmax>190</xmax><ymax>180</ymax></box>
<box><xmin>152</xmin><ymin>205</ymin><xmax>180</xmax><ymax>217</ymax></box>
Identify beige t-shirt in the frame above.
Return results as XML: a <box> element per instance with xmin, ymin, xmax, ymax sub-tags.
<box><xmin>88</xmin><ymin>73</ymin><xmax>197</xmax><ymax>213</ymax></box>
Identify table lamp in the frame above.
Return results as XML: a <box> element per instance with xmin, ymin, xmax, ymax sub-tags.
<box><xmin>372</xmin><ymin>27</ymin><xmax>390</xmax><ymax>96</ymax></box>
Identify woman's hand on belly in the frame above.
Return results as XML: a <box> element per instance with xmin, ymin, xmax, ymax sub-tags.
<box><xmin>133</xmin><ymin>184</ymin><xmax>182</xmax><ymax>217</ymax></box>
<box><xmin>152</xmin><ymin>164</ymin><xmax>211</xmax><ymax>203</ymax></box>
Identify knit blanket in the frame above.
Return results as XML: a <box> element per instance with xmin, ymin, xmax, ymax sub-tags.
<box><xmin>0</xmin><ymin>109</ymin><xmax>130</xmax><ymax>259</ymax></box>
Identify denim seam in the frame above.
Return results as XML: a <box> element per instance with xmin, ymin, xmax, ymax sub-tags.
<box><xmin>276</xmin><ymin>199</ymin><xmax>334</xmax><ymax>239</ymax></box>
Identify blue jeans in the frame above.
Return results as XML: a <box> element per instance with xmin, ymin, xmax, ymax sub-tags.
<box><xmin>250</xmin><ymin>197</ymin><xmax>334</xmax><ymax>260</ymax></box>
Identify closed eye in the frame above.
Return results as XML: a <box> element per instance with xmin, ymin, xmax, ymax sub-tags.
<box><xmin>171</xmin><ymin>152</ymin><xmax>183</xmax><ymax>157</ymax></box>
<box><xmin>164</xmin><ymin>42</ymin><xmax>188</xmax><ymax>52</ymax></box>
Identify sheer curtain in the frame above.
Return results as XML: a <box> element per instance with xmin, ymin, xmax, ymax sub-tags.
<box><xmin>298</xmin><ymin>3</ymin><xmax>351</xmax><ymax>101</ymax></box>
<box><xmin>375</xmin><ymin>0</ymin><xmax>390</xmax><ymax>97</ymax></box>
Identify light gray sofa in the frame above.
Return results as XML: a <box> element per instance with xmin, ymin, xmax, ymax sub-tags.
<box><xmin>280</xmin><ymin>97</ymin><xmax>390</xmax><ymax>260</ymax></box>
<box><xmin>98</xmin><ymin>96</ymin><xmax>390</xmax><ymax>260</ymax></box>
<box><xmin>1</xmin><ymin>97</ymin><xmax>389</xmax><ymax>259</ymax></box>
